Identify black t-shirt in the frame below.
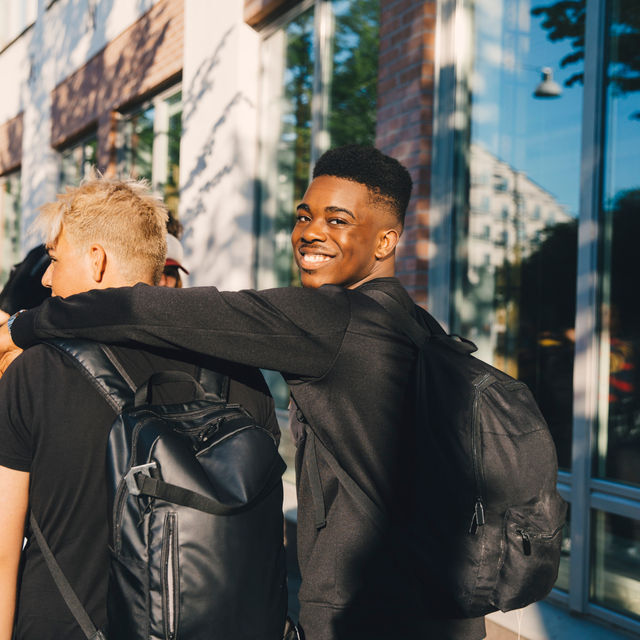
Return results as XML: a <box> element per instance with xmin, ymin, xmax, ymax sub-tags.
<box><xmin>0</xmin><ymin>343</ymin><xmax>279</xmax><ymax>640</ymax></box>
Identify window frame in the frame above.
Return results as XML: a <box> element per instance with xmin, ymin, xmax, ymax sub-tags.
<box><xmin>57</xmin><ymin>129</ymin><xmax>98</xmax><ymax>189</ymax></box>
<box><xmin>116</xmin><ymin>83</ymin><xmax>183</xmax><ymax>191</ymax></box>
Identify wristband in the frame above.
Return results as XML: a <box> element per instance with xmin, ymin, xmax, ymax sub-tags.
<box><xmin>7</xmin><ymin>309</ymin><xmax>26</xmax><ymax>340</ymax></box>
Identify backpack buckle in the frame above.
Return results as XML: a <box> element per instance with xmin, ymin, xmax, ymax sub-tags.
<box><xmin>125</xmin><ymin>462</ymin><xmax>157</xmax><ymax>496</ymax></box>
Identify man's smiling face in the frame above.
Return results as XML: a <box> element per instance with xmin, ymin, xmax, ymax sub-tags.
<box><xmin>291</xmin><ymin>175</ymin><xmax>399</xmax><ymax>289</ymax></box>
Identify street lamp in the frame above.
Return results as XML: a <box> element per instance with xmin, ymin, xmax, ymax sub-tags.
<box><xmin>533</xmin><ymin>67</ymin><xmax>562</xmax><ymax>98</ymax></box>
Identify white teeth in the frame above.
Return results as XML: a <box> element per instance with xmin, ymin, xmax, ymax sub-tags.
<box><xmin>301</xmin><ymin>254</ymin><xmax>331</xmax><ymax>264</ymax></box>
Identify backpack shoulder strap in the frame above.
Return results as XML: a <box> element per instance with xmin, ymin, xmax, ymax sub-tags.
<box><xmin>196</xmin><ymin>366</ymin><xmax>229</xmax><ymax>402</ymax></box>
<box><xmin>45</xmin><ymin>339</ymin><xmax>135</xmax><ymax>412</ymax></box>
<box><xmin>362</xmin><ymin>289</ymin><xmax>477</xmax><ymax>355</ymax></box>
<box><xmin>48</xmin><ymin>339</ymin><xmax>231</xmax><ymax>406</ymax></box>
<box><xmin>362</xmin><ymin>289</ymin><xmax>435</xmax><ymax>346</ymax></box>
<box><xmin>29</xmin><ymin>513</ymin><xmax>106</xmax><ymax>640</ymax></box>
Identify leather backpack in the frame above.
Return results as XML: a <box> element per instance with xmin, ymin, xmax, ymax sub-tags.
<box><xmin>31</xmin><ymin>339</ymin><xmax>288</xmax><ymax>639</ymax></box>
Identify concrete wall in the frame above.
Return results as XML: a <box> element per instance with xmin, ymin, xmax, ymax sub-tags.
<box><xmin>180</xmin><ymin>0</ymin><xmax>261</xmax><ymax>290</ymax></box>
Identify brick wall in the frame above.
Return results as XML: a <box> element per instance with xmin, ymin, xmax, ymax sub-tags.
<box><xmin>376</xmin><ymin>0</ymin><xmax>436</xmax><ymax>306</ymax></box>
<box><xmin>51</xmin><ymin>0</ymin><xmax>184</xmax><ymax>174</ymax></box>
<box><xmin>0</xmin><ymin>113</ymin><xmax>23</xmax><ymax>175</ymax></box>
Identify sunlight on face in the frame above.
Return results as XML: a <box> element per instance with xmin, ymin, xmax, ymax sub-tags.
<box><xmin>41</xmin><ymin>228</ymin><xmax>96</xmax><ymax>298</ymax></box>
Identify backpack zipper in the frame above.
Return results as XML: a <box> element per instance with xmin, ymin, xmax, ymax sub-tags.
<box><xmin>516</xmin><ymin>523</ymin><xmax>564</xmax><ymax>556</ymax></box>
<box><xmin>113</xmin><ymin>417</ymin><xmax>154</xmax><ymax>550</ymax></box>
<box><xmin>517</xmin><ymin>529</ymin><xmax>532</xmax><ymax>555</ymax></box>
<box><xmin>469</xmin><ymin>374</ymin><xmax>494</xmax><ymax>534</ymax></box>
<box><xmin>162</xmin><ymin>512</ymin><xmax>179</xmax><ymax>640</ymax></box>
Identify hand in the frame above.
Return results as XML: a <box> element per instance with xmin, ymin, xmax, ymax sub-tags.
<box><xmin>0</xmin><ymin>324</ymin><xmax>19</xmax><ymax>378</ymax></box>
<box><xmin>0</xmin><ymin>348</ymin><xmax>21</xmax><ymax>379</ymax></box>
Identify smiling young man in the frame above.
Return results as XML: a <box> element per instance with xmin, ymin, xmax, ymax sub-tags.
<box><xmin>0</xmin><ymin>177</ymin><xmax>282</xmax><ymax>639</ymax></box>
<box><xmin>1</xmin><ymin>146</ymin><xmax>486</xmax><ymax>640</ymax></box>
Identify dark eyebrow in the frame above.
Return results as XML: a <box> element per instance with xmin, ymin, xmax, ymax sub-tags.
<box><xmin>295</xmin><ymin>203</ymin><xmax>355</xmax><ymax>220</ymax></box>
<box><xmin>325</xmin><ymin>206</ymin><xmax>355</xmax><ymax>220</ymax></box>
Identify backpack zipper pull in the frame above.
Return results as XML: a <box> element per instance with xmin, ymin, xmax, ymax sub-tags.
<box><xmin>469</xmin><ymin>498</ymin><xmax>486</xmax><ymax>534</ymax></box>
<box><xmin>518</xmin><ymin>529</ymin><xmax>532</xmax><ymax>556</ymax></box>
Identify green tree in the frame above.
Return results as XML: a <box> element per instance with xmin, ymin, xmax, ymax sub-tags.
<box><xmin>329</xmin><ymin>0</ymin><xmax>380</xmax><ymax>147</ymax></box>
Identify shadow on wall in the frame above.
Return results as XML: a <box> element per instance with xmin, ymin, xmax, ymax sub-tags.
<box><xmin>24</xmin><ymin>0</ymin><xmax>166</xmax><ymax>229</ymax></box>
<box><xmin>51</xmin><ymin>1</ymin><xmax>172</xmax><ymax>152</ymax></box>
<box><xmin>179</xmin><ymin>24</ymin><xmax>256</xmax><ymax>287</ymax></box>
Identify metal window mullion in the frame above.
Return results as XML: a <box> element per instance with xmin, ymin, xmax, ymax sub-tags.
<box><xmin>310</xmin><ymin>0</ymin><xmax>334</xmax><ymax>171</ymax></box>
<box><xmin>428</xmin><ymin>0</ymin><xmax>456</xmax><ymax>327</ymax></box>
<box><xmin>429</xmin><ymin>0</ymin><xmax>473</xmax><ymax>329</ymax></box>
<box><xmin>569</xmin><ymin>0</ymin><xmax>608</xmax><ymax>614</ymax></box>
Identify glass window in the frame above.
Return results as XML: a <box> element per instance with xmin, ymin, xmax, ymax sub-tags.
<box><xmin>0</xmin><ymin>170</ymin><xmax>21</xmax><ymax>287</ymax></box>
<box><xmin>593</xmin><ymin>0</ymin><xmax>640</xmax><ymax>489</ymax></box>
<box><xmin>258</xmin><ymin>5</ymin><xmax>315</xmax><ymax>291</ymax></box>
<box><xmin>257</xmin><ymin>0</ymin><xmax>380</xmax><ymax>291</ymax></box>
<box><xmin>452</xmin><ymin>0</ymin><xmax>584</xmax><ymax>471</ymax></box>
<box><xmin>119</xmin><ymin>87</ymin><xmax>182</xmax><ymax>221</ymax></box>
<box><xmin>590</xmin><ymin>509</ymin><xmax>640</xmax><ymax>619</ymax></box>
<box><xmin>59</xmin><ymin>132</ymin><xmax>97</xmax><ymax>188</ymax></box>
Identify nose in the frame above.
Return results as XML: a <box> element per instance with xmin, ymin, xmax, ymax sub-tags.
<box><xmin>300</xmin><ymin>217</ymin><xmax>326</xmax><ymax>243</ymax></box>
<box><xmin>41</xmin><ymin>261</ymin><xmax>53</xmax><ymax>289</ymax></box>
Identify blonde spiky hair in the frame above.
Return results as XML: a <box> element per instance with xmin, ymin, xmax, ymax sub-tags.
<box><xmin>35</xmin><ymin>173</ymin><xmax>168</xmax><ymax>285</ymax></box>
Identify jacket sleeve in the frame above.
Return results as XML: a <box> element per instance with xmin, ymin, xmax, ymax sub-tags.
<box><xmin>11</xmin><ymin>284</ymin><xmax>350</xmax><ymax>379</ymax></box>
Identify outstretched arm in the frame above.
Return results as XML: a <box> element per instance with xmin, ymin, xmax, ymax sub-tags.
<box><xmin>9</xmin><ymin>284</ymin><xmax>351</xmax><ymax>379</ymax></box>
<box><xmin>0</xmin><ymin>466</ymin><xmax>28</xmax><ymax>640</ymax></box>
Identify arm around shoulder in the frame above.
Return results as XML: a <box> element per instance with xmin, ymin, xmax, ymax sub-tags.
<box><xmin>7</xmin><ymin>284</ymin><xmax>352</xmax><ymax>377</ymax></box>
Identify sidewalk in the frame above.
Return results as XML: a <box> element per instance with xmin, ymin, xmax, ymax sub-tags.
<box><xmin>282</xmin><ymin>482</ymin><xmax>635</xmax><ymax>640</ymax></box>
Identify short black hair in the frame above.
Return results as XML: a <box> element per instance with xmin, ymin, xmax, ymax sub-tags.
<box><xmin>312</xmin><ymin>144</ymin><xmax>413</xmax><ymax>225</ymax></box>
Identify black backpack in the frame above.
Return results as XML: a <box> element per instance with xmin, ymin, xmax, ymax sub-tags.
<box><xmin>31</xmin><ymin>339</ymin><xmax>288</xmax><ymax>639</ymax></box>
<box><xmin>325</xmin><ymin>290</ymin><xmax>566</xmax><ymax>618</ymax></box>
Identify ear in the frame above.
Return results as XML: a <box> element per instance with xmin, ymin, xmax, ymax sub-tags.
<box><xmin>88</xmin><ymin>245</ymin><xmax>108</xmax><ymax>283</ymax></box>
<box><xmin>375</xmin><ymin>227</ymin><xmax>400</xmax><ymax>260</ymax></box>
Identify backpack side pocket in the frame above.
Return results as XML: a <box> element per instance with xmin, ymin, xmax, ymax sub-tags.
<box><xmin>493</xmin><ymin>498</ymin><xmax>567</xmax><ymax>611</ymax></box>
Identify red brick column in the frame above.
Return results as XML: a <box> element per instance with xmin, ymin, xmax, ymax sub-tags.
<box><xmin>0</xmin><ymin>113</ymin><xmax>23</xmax><ymax>175</ymax></box>
<box><xmin>51</xmin><ymin>0</ymin><xmax>184</xmax><ymax>174</ymax></box>
<box><xmin>376</xmin><ymin>0</ymin><xmax>436</xmax><ymax>306</ymax></box>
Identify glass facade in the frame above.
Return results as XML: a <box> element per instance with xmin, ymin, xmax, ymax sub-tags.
<box><xmin>0</xmin><ymin>170</ymin><xmax>21</xmax><ymax>287</ymax></box>
<box><xmin>443</xmin><ymin>0</ymin><xmax>640</xmax><ymax>631</ymax></box>
<box><xmin>452</xmin><ymin>0</ymin><xmax>583</xmax><ymax>471</ymax></box>
<box><xmin>118</xmin><ymin>87</ymin><xmax>182</xmax><ymax>221</ymax></box>
<box><xmin>595</xmin><ymin>0</ymin><xmax>640</xmax><ymax>490</ymax></box>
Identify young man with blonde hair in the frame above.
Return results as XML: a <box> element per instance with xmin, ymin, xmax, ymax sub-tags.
<box><xmin>0</xmin><ymin>176</ymin><xmax>282</xmax><ymax>639</ymax></box>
